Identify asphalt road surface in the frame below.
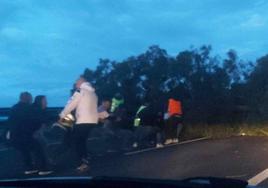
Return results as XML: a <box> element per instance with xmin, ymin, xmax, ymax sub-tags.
<box><xmin>1</xmin><ymin>136</ymin><xmax>268</xmax><ymax>187</ymax></box>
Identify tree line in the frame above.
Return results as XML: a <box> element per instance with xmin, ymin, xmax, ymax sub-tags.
<box><xmin>82</xmin><ymin>45</ymin><xmax>268</xmax><ymax>125</ymax></box>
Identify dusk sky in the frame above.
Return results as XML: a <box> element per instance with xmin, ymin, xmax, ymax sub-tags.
<box><xmin>1</xmin><ymin>0</ymin><xmax>268</xmax><ymax>107</ymax></box>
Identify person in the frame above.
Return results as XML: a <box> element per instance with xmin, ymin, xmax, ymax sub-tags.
<box><xmin>8</xmin><ymin>93</ymin><xmax>52</xmax><ymax>175</ymax></box>
<box><xmin>132</xmin><ymin>102</ymin><xmax>149</xmax><ymax>148</ymax></box>
<box><xmin>59</xmin><ymin>76</ymin><xmax>98</xmax><ymax>172</ymax></box>
<box><xmin>133</xmin><ymin>101</ymin><xmax>163</xmax><ymax>148</ymax></box>
<box><xmin>154</xmin><ymin>111</ymin><xmax>165</xmax><ymax>148</ymax></box>
<box><xmin>107</xmin><ymin>104</ymin><xmax>134</xmax><ymax>151</ymax></box>
<box><xmin>5</xmin><ymin>92</ymin><xmax>32</xmax><ymax>144</ymax></box>
<box><xmin>97</xmin><ymin>100</ymin><xmax>128</xmax><ymax>152</ymax></box>
<box><xmin>98</xmin><ymin>98</ymin><xmax>111</xmax><ymax>126</ymax></box>
<box><xmin>8</xmin><ymin>92</ymin><xmax>33</xmax><ymax>174</ymax></box>
<box><xmin>110</xmin><ymin>93</ymin><xmax>124</xmax><ymax>113</ymax></box>
<box><xmin>98</xmin><ymin>99</ymin><xmax>111</xmax><ymax>113</ymax></box>
<box><xmin>95</xmin><ymin>101</ymin><xmax>134</xmax><ymax>153</ymax></box>
<box><xmin>30</xmin><ymin>95</ymin><xmax>53</xmax><ymax>175</ymax></box>
<box><xmin>164</xmin><ymin>98</ymin><xmax>183</xmax><ymax>145</ymax></box>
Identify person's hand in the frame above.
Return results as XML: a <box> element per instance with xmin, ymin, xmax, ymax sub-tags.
<box><xmin>58</xmin><ymin>118</ymin><xmax>64</xmax><ymax>124</ymax></box>
<box><xmin>98</xmin><ymin>111</ymin><xmax>109</xmax><ymax>119</ymax></box>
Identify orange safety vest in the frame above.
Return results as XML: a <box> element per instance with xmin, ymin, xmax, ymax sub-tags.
<box><xmin>168</xmin><ymin>99</ymin><xmax>182</xmax><ymax>116</ymax></box>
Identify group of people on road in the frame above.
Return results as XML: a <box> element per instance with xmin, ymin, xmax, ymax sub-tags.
<box><xmin>7</xmin><ymin>92</ymin><xmax>52</xmax><ymax>175</ymax></box>
<box><xmin>131</xmin><ymin>98</ymin><xmax>183</xmax><ymax>148</ymax></box>
<box><xmin>6</xmin><ymin>75</ymin><xmax>183</xmax><ymax>175</ymax></box>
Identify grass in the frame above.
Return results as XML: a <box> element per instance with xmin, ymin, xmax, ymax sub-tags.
<box><xmin>180</xmin><ymin>123</ymin><xmax>268</xmax><ymax>140</ymax></box>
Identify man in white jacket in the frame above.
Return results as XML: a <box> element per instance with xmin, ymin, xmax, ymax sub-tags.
<box><xmin>59</xmin><ymin>76</ymin><xmax>98</xmax><ymax>172</ymax></box>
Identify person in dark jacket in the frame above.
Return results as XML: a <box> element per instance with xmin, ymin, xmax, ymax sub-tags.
<box><xmin>133</xmin><ymin>102</ymin><xmax>164</xmax><ymax>148</ymax></box>
<box><xmin>8</xmin><ymin>92</ymin><xmax>33</xmax><ymax>145</ymax></box>
<box><xmin>30</xmin><ymin>95</ymin><xmax>53</xmax><ymax>175</ymax></box>
<box><xmin>9</xmin><ymin>94</ymin><xmax>52</xmax><ymax>175</ymax></box>
<box><xmin>110</xmin><ymin>104</ymin><xmax>134</xmax><ymax>151</ymax></box>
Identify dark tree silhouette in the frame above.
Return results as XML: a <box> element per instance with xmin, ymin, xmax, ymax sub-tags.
<box><xmin>82</xmin><ymin>45</ymin><xmax>266</xmax><ymax>125</ymax></box>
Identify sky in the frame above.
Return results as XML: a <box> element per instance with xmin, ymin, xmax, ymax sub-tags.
<box><xmin>0</xmin><ymin>0</ymin><xmax>268</xmax><ymax>107</ymax></box>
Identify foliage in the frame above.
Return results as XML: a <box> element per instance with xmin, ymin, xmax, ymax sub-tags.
<box><xmin>82</xmin><ymin>45</ymin><xmax>266</xmax><ymax>125</ymax></box>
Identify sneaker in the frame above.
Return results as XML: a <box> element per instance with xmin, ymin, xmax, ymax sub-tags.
<box><xmin>164</xmin><ymin>139</ymin><xmax>172</xmax><ymax>145</ymax></box>
<box><xmin>172</xmin><ymin>139</ymin><xmax>179</xmax><ymax>143</ymax></box>
<box><xmin>156</xmin><ymin>143</ymin><xmax>164</xmax><ymax>148</ymax></box>
<box><xmin>76</xmin><ymin>163</ymin><xmax>89</xmax><ymax>172</ymax></box>
<box><xmin>24</xmin><ymin>170</ymin><xmax>38</xmax><ymax>175</ymax></box>
<box><xmin>132</xmin><ymin>142</ymin><xmax>138</xmax><ymax>148</ymax></box>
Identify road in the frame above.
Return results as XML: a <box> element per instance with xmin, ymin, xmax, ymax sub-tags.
<box><xmin>1</xmin><ymin>136</ymin><xmax>268</xmax><ymax>187</ymax></box>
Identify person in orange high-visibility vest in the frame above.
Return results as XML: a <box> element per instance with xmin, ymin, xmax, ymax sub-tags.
<box><xmin>164</xmin><ymin>98</ymin><xmax>183</xmax><ymax>145</ymax></box>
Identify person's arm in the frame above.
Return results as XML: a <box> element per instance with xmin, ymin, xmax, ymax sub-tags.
<box><xmin>59</xmin><ymin>91</ymin><xmax>81</xmax><ymax>119</ymax></box>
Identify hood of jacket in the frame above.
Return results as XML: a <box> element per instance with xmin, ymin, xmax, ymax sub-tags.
<box><xmin>80</xmin><ymin>82</ymin><xmax>95</xmax><ymax>92</ymax></box>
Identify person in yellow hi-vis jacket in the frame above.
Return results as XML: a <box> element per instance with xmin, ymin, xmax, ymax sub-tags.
<box><xmin>133</xmin><ymin>101</ymin><xmax>164</xmax><ymax>148</ymax></box>
<box><xmin>110</xmin><ymin>93</ymin><xmax>124</xmax><ymax>113</ymax></box>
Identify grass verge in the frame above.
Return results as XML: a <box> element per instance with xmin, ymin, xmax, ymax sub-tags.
<box><xmin>180</xmin><ymin>123</ymin><xmax>268</xmax><ymax>140</ymax></box>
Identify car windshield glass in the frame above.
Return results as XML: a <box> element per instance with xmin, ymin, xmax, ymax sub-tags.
<box><xmin>0</xmin><ymin>0</ymin><xmax>268</xmax><ymax>187</ymax></box>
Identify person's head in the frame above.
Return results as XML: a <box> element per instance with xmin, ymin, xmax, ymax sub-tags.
<box><xmin>75</xmin><ymin>76</ymin><xmax>87</xmax><ymax>89</ymax></box>
<box><xmin>101</xmin><ymin>99</ymin><xmax>111</xmax><ymax>111</ymax></box>
<box><xmin>114</xmin><ymin>93</ymin><xmax>123</xmax><ymax>100</ymax></box>
<box><xmin>142</xmin><ymin>98</ymin><xmax>150</xmax><ymax>106</ymax></box>
<box><xmin>19</xmin><ymin>92</ymin><xmax>33</xmax><ymax>104</ymax></box>
<box><xmin>33</xmin><ymin>95</ymin><xmax>47</xmax><ymax>110</ymax></box>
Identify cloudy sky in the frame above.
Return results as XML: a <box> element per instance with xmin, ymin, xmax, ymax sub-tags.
<box><xmin>1</xmin><ymin>0</ymin><xmax>268</xmax><ymax>107</ymax></box>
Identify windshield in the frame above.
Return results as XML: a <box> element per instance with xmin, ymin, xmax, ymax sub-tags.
<box><xmin>0</xmin><ymin>0</ymin><xmax>268</xmax><ymax>187</ymax></box>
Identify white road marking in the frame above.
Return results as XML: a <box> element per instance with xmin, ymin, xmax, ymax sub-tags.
<box><xmin>125</xmin><ymin>137</ymin><xmax>209</xmax><ymax>155</ymax></box>
<box><xmin>248</xmin><ymin>169</ymin><xmax>268</xmax><ymax>186</ymax></box>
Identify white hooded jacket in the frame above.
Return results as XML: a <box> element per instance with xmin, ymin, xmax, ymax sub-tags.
<box><xmin>60</xmin><ymin>82</ymin><xmax>98</xmax><ymax>124</ymax></box>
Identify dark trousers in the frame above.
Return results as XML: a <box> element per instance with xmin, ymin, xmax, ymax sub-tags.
<box><xmin>134</xmin><ymin>126</ymin><xmax>163</xmax><ymax>146</ymax></box>
<box><xmin>165</xmin><ymin>115</ymin><xmax>183</xmax><ymax>140</ymax></box>
<box><xmin>116</xmin><ymin>129</ymin><xmax>134</xmax><ymax>149</ymax></box>
<box><xmin>73</xmin><ymin>124</ymin><xmax>96</xmax><ymax>163</ymax></box>
<box><xmin>15</xmin><ymin>137</ymin><xmax>47</xmax><ymax>170</ymax></box>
